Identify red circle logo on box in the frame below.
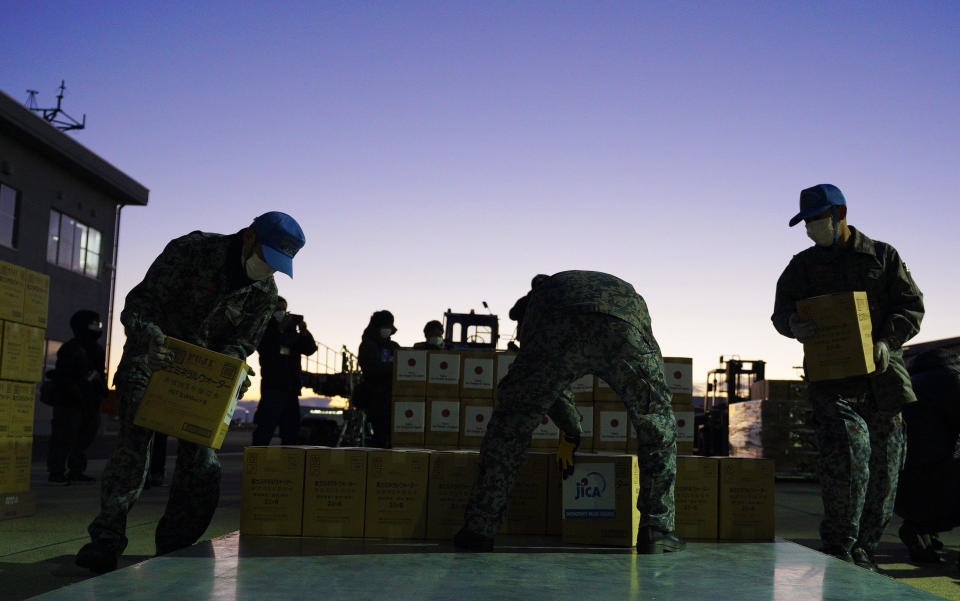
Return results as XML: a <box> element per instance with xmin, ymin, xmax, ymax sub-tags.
<box><xmin>677</xmin><ymin>418</ymin><xmax>686</xmax><ymax>427</ymax></box>
<box><xmin>581</xmin><ymin>477</ymin><xmax>589</xmax><ymax>485</ymax></box>
<box><xmin>673</xmin><ymin>370</ymin><xmax>682</xmax><ymax>380</ymax></box>
<box><xmin>405</xmin><ymin>410</ymin><xmax>414</xmax><ymax>418</ymax></box>
<box><xmin>442</xmin><ymin>409</ymin><xmax>450</xmax><ymax>418</ymax></box>
<box><xmin>611</xmin><ymin>419</ymin><xmax>619</xmax><ymax>428</ymax></box>
<box><xmin>440</xmin><ymin>361</ymin><xmax>448</xmax><ymax>370</ymax></box>
<box><xmin>474</xmin><ymin>366</ymin><xmax>483</xmax><ymax>375</ymax></box>
<box><xmin>408</xmin><ymin>358</ymin><xmax>416</xmax><ymax>367</ymax></box>
<box><xmin>541</xmin><ymin>417</ymin><xmax>549</xmax><ymax>425</ymax></box>
<box><xmin>476</xmin><ymin>414</ymin><xmax>484</xmax><ymax>423</ymax></box>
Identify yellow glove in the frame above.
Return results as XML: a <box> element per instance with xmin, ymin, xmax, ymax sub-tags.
<box><xmin>556</xmin><ymin>432</ymin><xmax>581</xmax><ymax>480</ymax></box>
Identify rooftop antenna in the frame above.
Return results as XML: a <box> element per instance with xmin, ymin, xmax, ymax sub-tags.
<box><xmin>25</xmin><ymin>80</ymin><xmax>86</xmax><ymax>132</ymax></box>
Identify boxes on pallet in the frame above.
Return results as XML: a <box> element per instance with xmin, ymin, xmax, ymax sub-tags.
<box><xmin>529</xmin><ymin>415</ymin><xmax>559</xmax><ymax>450</ymax></box>
<box><xmin>21</xmin><ymin>270</ymin><xmax>49</xmax><ymax>328</ymax></box>
<box><xmin>427</xmin><ymin>352</ymin><xmax>461</xmax><ymax>398</ymax></box>
<box><xmin>562</xmin><ymin>454</ymin><xmax>640</xmax><ymax>547</ymax></box>
<box><xmin>240</xmin><ymin>446</ymin><xmax>307</xmax><ymax>536</ymax></box>
<box><xmin>797</xmin><ymin>291</ymin><xmax>875</xmax><ymax>381</ymax></box>
<box><xmin>500</xmin><ymin>453</ymin><xmax>549</xmax><ymax>535</ymax></box>
<box><xmin>392</xmin><ymin>396</ymin><xmax>425</xmax><ymax>447</ymax></box>
<box><xmin>718</xmin><ymin>457</ymin><xmax>775</xmax><ymax>541</ymax></box>
<box><xmin>571</xmin><ymin>374</ymin><xmax>594</xmax><ymax>402</ymax></box>
<box><xmin>134</xmin><ymin>337</ymin><xmax>247</xmax><ymax>449</ymax></box>
<box><xmin>425</xmin><ymin>397</ymin><xmax>460</xmax><ymax>448</ymax></box>
<box><xmin>729</xmin><ymin>400</ymin><xmax>817</xmax><ymax>478</ymax></box>
<box><xmin>594</xmin><ymin>402</ymin><xmax>627</xmax><ymax>452</ymax></box>
<box><xmin>364</xmin><ymin>450</ymin><xmax>430</xmax><ymax>539</ymax></box>
<box><xmin>393</xmin><ymin>349</ymin><xmax>427</xmax><ymax>397</ymax></box>
<box><xmin>0</xmin><ymin>490</ymin><xmax>36</xmax><ymax>521</ymax></box>
<box><xmin>0</xmin><ymin>321</ymin><xmax>45</xmax><ymax>382</ymax></box>
<box><xmin>575</xmin><ymin>402</ymin><xmax>594</xmax><ymax>451</ymax></box>
<box><xmin>460</xmin><ymin>351</ymin><xmax>494</xmax><ymax>399</ymax></box>
<box><xmin>0</xmin><ymin>262</ymin><xmax>24</xmax><ymax>323</ymax></box>
<box><xmin>750</xmin><ymin>379</ymin><xmax>807</xmax><ymax>401</ymax></box>
<box><xmin>302</xmin><ymin>447</ymin><xmax>367</xmax><ymax>537</ymax></box>
<box><xmin>675</xmin><ymin>456</ymin><xmax>719</xmax><ymax>540</ymax></box>
<box><xmin>425</xmin><ymin>450</ymin><xmax>479</xmax><ymax>539</ymax></box>
<box><xmin>672</xmin><ymin>400</ymin><xmax>695</xmax><ymax>453</ymax></box>
<box><xmin>495</xmin><ymin>352</ymin><xmax>516</xmax><ymax>386</ymax></box>
<box><xmin>459</xmin><ymin>398</ymin><xmax>493</xmax><ymax>448</ymax></box>
<box><xmin>663</xmin><ymin>357</ymin><xmax>693</xmax><ymax>394</ymax></box>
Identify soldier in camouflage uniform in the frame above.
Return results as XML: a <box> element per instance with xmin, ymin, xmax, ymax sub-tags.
<box><xmin>76</xmin><ymin>212</ymin><xmax>305</xmax><ymax>573</ymax></box>
<box><xmin>456</xmin><ymin>270</ymin><xmax>683</xmax><ymax>553</ymax></box>
<box><xmin>772</xmin><ymin>184</ymin><xmax>923</xmax><ymax>571</ymax></box>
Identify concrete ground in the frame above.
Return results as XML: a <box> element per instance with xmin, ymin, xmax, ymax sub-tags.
<box><xmin>2</xmin><ymin>429</ymin><xmax>960</xmax><ymax>601</ymax></box>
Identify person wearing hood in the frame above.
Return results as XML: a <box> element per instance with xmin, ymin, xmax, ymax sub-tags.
<box><xmin>412</xmin><ymin>320</ymin><xmax>451</xmax><ymax>350</ymax></box>
<box><xmin>771</xmin><ymin>184</ymin><xmax>924</xmax><ymax>571</ymax></box>
<box><xmin>76</xmin><ymin>211</ymin><xmax>304</xmax><ymax>574</ymax></box>
<box><xmin>46</xmin><ymin>310</ymin><xmax>107</xmax><ymax>485</ymax></box>
<box><xmin>355</xmin><ymin>310</ymin><xmax>399</xmax><ymax>448</ymax></box>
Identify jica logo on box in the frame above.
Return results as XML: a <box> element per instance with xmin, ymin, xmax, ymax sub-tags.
<box><xmin>563</xmin><ymin>463</ymin><xmax>616</xmax><ymax>519</ymax></box>
<box><xmin>575</xmin><ymin>472</ymin><xmax>606</xmax><ymax>500</ymax></box>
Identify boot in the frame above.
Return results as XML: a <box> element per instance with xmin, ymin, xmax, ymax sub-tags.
<box><xmin>821</xmin><ymin>544</ymin><xmax>853</xmax><ymax>563</ymax></box>
<box><xmin>899</xmin><ymin>523</ymin><xmax>940</xmax><ymax>563</ymax></box>
<box><xmin>636</xmin><ymin>526</ymin><xmax>686</xmax><ymax>554</ymax></box>
<box><xmin>453</xmin><ymin>527</ymin><xmax>494</xmax><ymax>552</ymax></box>
<box><xmin>76</xmin><ymin>541</ymin><xmax>119</xmax><ymax>574</ymax></box>
<box><xmin>850</xmin><ymin>546</ymin><xmax>878</xmax><ymax>572</ymax></box>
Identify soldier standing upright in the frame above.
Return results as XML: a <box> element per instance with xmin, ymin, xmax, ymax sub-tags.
<box><xmin>772</xmin><ymin>184</ymin><xmax>923</xmax><ymax>571</ymax></box>
<box><xmin>456</xmin><ymin>270</ymin><xmax>683</xmax><ymax>553</ymax></box>
<box><xmin>75</xmin><ymin>211</ymin><xmax>305</xmax><ymax>573</ymax></box>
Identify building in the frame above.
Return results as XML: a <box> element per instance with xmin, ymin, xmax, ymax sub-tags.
<box><xmin>0</xmin><ymin>88</ymin><xmax>148</xmax><ymax>434</ymax></box>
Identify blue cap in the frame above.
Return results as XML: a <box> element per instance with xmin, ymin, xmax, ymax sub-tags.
<box><xmin>789</xmin><ymin>184</ymin><xmax>846</xmax><ymax>227</ymax></box>
<box><xmin>251</xmin><ymin>212</ymin><xmax>305</xmax><ymax>277</ymax></box>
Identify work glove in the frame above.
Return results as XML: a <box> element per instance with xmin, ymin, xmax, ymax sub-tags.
<box><xmin>238</xmin><ymin>366</ymin><xmax>255</xmax><ymax>399</ymax></box>
<box><xmin>874</xmin><ymin>340</ymin><xmax>890</xmax><ymax>373</ymax></box>
<box><xmin>144</xmin><ymin>323</ymin><xmax>175</xmax><ymax>372</ymax></box>
<box><xmin>556</xmin><ymin>432</ymin><xmax>581</xmax><ymax>481</ymax></box>
<box><xmin>788</xmin><ymin>313</ymin><xmax>817</xmax><ymax>343</ymax></box>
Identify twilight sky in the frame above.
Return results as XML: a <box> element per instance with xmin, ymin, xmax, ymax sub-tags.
<box><xmin>3</xmin><ymin>2</ymin><xmax>958</xmax><ymax>397</ymax></box>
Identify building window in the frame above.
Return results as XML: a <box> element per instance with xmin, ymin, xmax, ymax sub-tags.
<box><xmin>46</xmin><ymin>209</ymin><xmax>101</xmax><ymax>279</ymax></box>
<box><xmin>0</xmin><ymin>183</ymin><xmax>19</xmax><ymax>249</ymax></box>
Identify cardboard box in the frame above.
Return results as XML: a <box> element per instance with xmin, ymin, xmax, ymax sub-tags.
<box><xmin>393</xmin><ymin>349</ymin><xmax>427</xmax><ymax>397</ymax></box>
<box><xmin>529</xmin><ymin>415</ymin><xmax>559</xmax><ymax>450</ymax></box>
<box><xmin>0</xmin><ymin>438</ymin><xmax>31</xmax><ymax>494</ymax></box>
<box><xmin>675</xmin><ymin>456</ymin><xmax>719</xmax><ymax>540</ymax></box>
<box><xmin>500</xmin><ymin>452</ymin><xmax>549</xmax><ymax>534</ymax></box>
<box><xmin>562</xmin><ymin>454</ymin><xmax>640</xmax><ymax>546</ymax></box>
<box><xmin>364</xmin><ymin>450</ymin><xmax>430</xmax><ymax>539</ymax></box>
<box><xmin>1</xmin><ymin>381</ymin><xmax>36</xmax><ymax>438</ymax></box>
<box><xmin>495</xmin><ymin>352</ymin><xmax>516</xmax><ymax>385</ymax></box>
<box><xmin>240</xmin><ymin>446</ymin><xmax>306</xmax><ymax>536</ymax></box>
<box><xmin>0</xmin><ymin>490</ymin><xmax>36</xmax><ymax>521</ymax></box>
<box><xmin>425</xmin><ymin>450</ymin><xmax>479</xmax><ymax>539</ymax></box>
<box><xmin>750</xmin><ymin>380</ymin><xmax>807</xmax><ymax>401</ymax></box>
<box><xmin>0</xmin><ymin>321</ymin><xmax>45</xmax><ymax>383</ymax></box>
<box><xmin>594</xmin><ymin>378</ymin><xmax>619</xmax><ymax>401</ymax></box>
<box><xmin>672</xmin><ymin>401</ymin><xmax>695</xmax><ymax>450</ymax></box>
<box><xmin>302</xmin><ymin>447</ymin><xmax>367</xmax><ymax>537</ymax></box>
<box><xmin>576</xmin><ymin>402</ymin><xmax>594</xmax><ymax>452</ymax></box>
<box><xmin>459</xmin><ymin>398</ymin><xmax>494</xmax><ymax>449</ymax></box>
<box><xmin>663</xmin><ymin>357</ymin><xmax>693</xmax><ymax>394</ymax></box>
<box><xmin>728</xmin><ymin>400</ymin><xmax>817</xmax><ymax>479</ymax></box>
<box><xmin>547</xmin><ymin>459</ymin><xmax>563</xmax><ymax>535</ymax></box>
<box><xmin>427</xmin><ymin>352</ymin><xmax>461</xmax><ymax>399</ymax></box>
<box><xmin>21</xmin><ymin>270</ymin><xmax>49</xmax><ymax>328</ymax></box>
<box><xmin>391</xmin><ymin>396</ymin><xmax>425</xmax><ymax>448</ymax></box>
<box><xmin>134</xmin><ymin>337</ymin><xmax>247</xmax><ymax>449</ymax></box>
<box><xmin>571</xmin><ymin>375</ymin><xmax>594</xmax><ymax>402</ymax></box>
<box><xmin>718</xmin><ymin>457</ymin><xmax>775</xmax><ymax>541</ymax></box>
<box><xmin>425</xmin><ymin>397</ymin><xmax>460</xmax><ymax>449</ymax></box>
<box><xmin>0</xmin><ymin>262</ymin><xmax>24</xmax><ymax>323</ymax></box>
<box><xmin>594</xmin><ymin>402</ymin><xmax>627</xmax><ymax>452</ymax></box>
<box><xmin>460</xmin><ymin>351</ymin><xmax>495</xmax><ymax>399</ymax></box>
<box><xmin>797</xmin><ymin>291</ymin><xmax>875</xmax><ymax>381</ymax></box>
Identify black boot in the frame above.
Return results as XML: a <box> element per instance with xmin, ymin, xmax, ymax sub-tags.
<box><xmin>850</xmin><ymin>546</ymin><xmax>878</xmax><ymax>572</ymax></box>
<box><xmin>453</xmin><ymin>527</ymin><xmax>494</xmax><ymax>552</ymax></box>
<box><xmin>76</xmin><ymin>541</ymin><xmax>119</xmax><ymax>574</ymax></box>
<box><xmin>636</xmin><ymin>526</ymin><xmax>686</xmax><ymax>554</ymax></box>
<box><xmin>898</xmin><ymin>523</ymin><xmax>940</xmax><ymax>563</ymax></box>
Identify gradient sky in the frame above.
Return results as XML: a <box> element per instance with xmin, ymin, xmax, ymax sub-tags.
<box><xmin>3</xmin><ymin>2</ymin><xmax>958</xmax><ymax>397</ymax></box>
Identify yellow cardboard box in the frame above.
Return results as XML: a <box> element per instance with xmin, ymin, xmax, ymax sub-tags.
<box><xmin>425</xmin><ymin>450</ymin><xmax>479</xmax><ymax>539</ymax></box>
<box><xmin>427</xmin><ymin>351</ymin><xmax>461</xmax><ymax>399</ymax></box>
<box><xmin>0</xmin><ymin>438</ymin><xmax>31</xmax><ymax>494</ymax></box>
<box><xmin>0</xmin><ymin>490</ymin><xmax>37</xmax><ymax>521</ymax></box>
<box><xmin>500</xmin><ymin>452</ymin><xmax>550</xmax><ymax>535</ymax></box>
<box><xmin>675</xmin><ymin>456</ymin><xmax>719</xmax><ymax>540</ymax></box>
<box><xmin>594</xmin><ymin>401</ymin><xmax>627</xmax><ymax>453</ymax></box>
<box><xmin>364</xmin><ymin>450</ymin><xmax>430</xmax><ymax>539</ymax></box>
<box><xmin>240</xmin><ymin>446</ymin><xmax>306</xmax><ymax>536</ymax></box>
<box><xmin>546</xmin><ymin>457</ymin><xmax>563</xmax><ymax>535</ymax></box>
<box><xmin>0</xmin><ymin>322</ymin><xmax>44</xmax><ymax>383</ymax></box>
<box><xmin>21</xmin><ymin>270</ymin><xmax>49</xmax><ymax>328</ymax></box>
<box><xmin>460</xmin><ymin>351</ymin><xmax>495</xmax><ymax>399</ymax></box>
<box><xmin>0</xmin><ymin>262</ymin><xmax>24</xmax><ymax>323</ymax></box>
<box><xmin>718</xmin><ymin>457</ymin><xmax>775</xmax><ymax>541</ymax></box>
<box><xmin>459</xmin><ymin>398</ymin><xmax>493</xmax><ymax>449</ymax></box>
<box><xmin>302</xmin><ymin>447</ymin><xmax>367</xmax><ymax>537</ymax></box>
<box><xmin>3</xmin><ymin>381</ymin><xmax>36</xmax><ymax>438</ymax></box>
<box><xmin>797</xmin><ymin>291</ymin><xmax>875</xmax><ymax>381</ymax></box>
<box><xmin>391</xmin><ymin>396</ymin><xmax>425</xmax><ymax>448</ymax></box>
<box><xmin>425</xmin><ymin>397</ymin><xmax>460</xmax><ymax>449</ymax></box>
<box><xmin>576</xmin><ymin>402</ymin><xmax>594</xmax><ymax>452</ymax></box>
<box><xmin>0</xmin><ymin>439</ymin><xmax>13</xmax><ymax>493</ymax></box>
<box><xmin>133</xmin><ymin>337</ymin><xmax>247</xmax><ymax>449</ymax></box>
<box><xmin>393</xmin><ymin>349</ymin><xmax>427</xmax><ymax>397</ymax></box>
<box><xmin>562</xmin><ymin>454</ymin><xmax>640</xmax><ymax>547</ymax></box>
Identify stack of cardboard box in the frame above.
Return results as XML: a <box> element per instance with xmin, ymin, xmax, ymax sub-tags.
<box><xmin>0</xmin><ymin>260</ymin><xmax>49</xmax><ymax>521</ymax></box>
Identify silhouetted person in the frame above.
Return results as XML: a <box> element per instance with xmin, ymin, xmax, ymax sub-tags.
<box><xmin>412</xmin><ymin>320</ymin><xmax>451</xmax><ymax>350</ymax></box>
<box><xmin>354</xmin><ymin>310</ymin><xmax>399</xmax><ymax>448</ymax></box>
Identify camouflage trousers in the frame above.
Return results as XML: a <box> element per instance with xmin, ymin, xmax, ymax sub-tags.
<box><xmin>87</xmin><ymin>367</ymin><xmax>222</xmax><ymax>555</ymax></box>
<box><xmin>810</xmin><ymin>379</ymin><xmax>905</xmax><ymax>553</ymax></box>
<box><xmin>464</xmin><ymin>313</ymin><xmax>677</xmax><ymax>539</ymax></box>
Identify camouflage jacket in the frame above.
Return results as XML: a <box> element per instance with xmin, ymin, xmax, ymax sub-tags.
<box><xmin>522</xmin><ymin>270</ymin><xmax>653</xmax><ymax>337</ymax></box>
<box><xmin>772</xmin><ymin>226</ymin><xmax>924</xmax><ymax>403</ymax></box>
<box><xmin>116</xmin><ymin>231</ymin><xmax>277</xmax><ymax>382</ymax></box>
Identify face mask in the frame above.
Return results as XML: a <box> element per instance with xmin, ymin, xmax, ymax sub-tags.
<box><xmin>430</xmin><ymin>336</ymin><xmax>444</xmax><ymax>347</ymax></box>
<box><xmin>805</xmin><ymin>216</ymin><xmax>836</xmax><ymax>247</ymax></box>
<box><xmin>380</xmin><ymin>328</ymin><xmax>393</xmax><ymax>338</ymax></box>
<box><xmin>86</xmin><ymin>323</ymin><xmax>103</xmax><ymax>341</ymax></box>
<box><xmin>245</xmin><ymin>253</ymin><xmax>275</xmax><ymax>281</ymax></box>
<box><xmin>274</xmin><ymin>311</ymin><xmax>286</xmax><ymax>321</ymax></box>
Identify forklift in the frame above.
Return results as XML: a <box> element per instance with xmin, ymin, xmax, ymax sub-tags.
<box><xmin>696</xmin><ymin>355</ymin><xmax>766</xmax><ymax>456</ymax></box>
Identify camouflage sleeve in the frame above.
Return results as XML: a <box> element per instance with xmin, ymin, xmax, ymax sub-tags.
<box><xmin>216</xmin><ymin>289</ymin><xmax>276</xmax><ymax>361</ymax></box>
<box><xmin>771</xmin><ymin>256</ymin><xmax>806</xmax><ymax>338</ymax></box>
<box><xmin>546</xmin><ymin>388</ymin><xmax>581</xmax><ymax>437</ymax></box>
<box><xmin>878</xmin><ymin>246</ymin><xmax>924</xmax><ymax>350</ymax></box>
